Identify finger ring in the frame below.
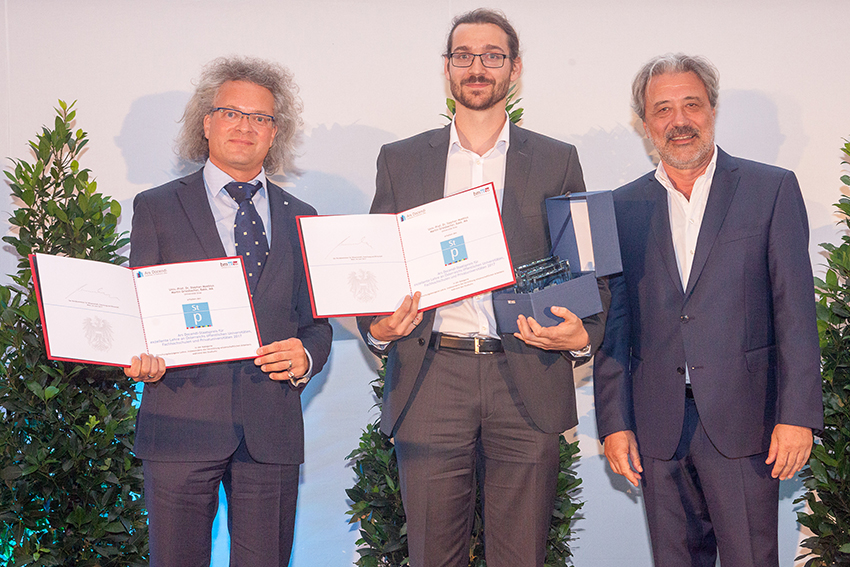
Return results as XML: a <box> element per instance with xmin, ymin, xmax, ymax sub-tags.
<box><xmin>287</xmin><ymin>359</ymin><xmax>293</xmax><ymax>370</ymax></box>
<box><xmin>287</xmin><ymin>370</ymin><xmax>295</xmax><ymax>380</ymax></box>
<box><xmin>146</xmin><ymin>375</ymin><xmax>155</xmax><ymax>380</ymax></box>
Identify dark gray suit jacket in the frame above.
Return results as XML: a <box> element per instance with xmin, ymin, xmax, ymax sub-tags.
<box><xmin>129</xmin><ymin>169</ymin><xmax>333</xmax><ymax>465</ymax></box>
<box><xmin>594</xmin><ymin>148</ymin><xmax>823</xmax><ymax>459</ymax></box>
<box><xmin>357</xmin><ymin>122</ymin><xmax>610</xmax><ymax>436</ymax></box>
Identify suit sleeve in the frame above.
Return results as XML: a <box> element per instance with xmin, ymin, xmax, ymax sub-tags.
<box><xmin>129</xmin><ymin>192</ymin><xmax>162</xmax><ymax>268</ymax></box>
<box><xmin>295</xmin><ymin>269</ymin><xmax>333</xmax><ymax>377</ymax></box>
<box><xmin>767</xmin><ymin>171</ymin><xmax>823</xmax><ymax>429</ymax></box>
<box><xmin>593</xmin><ymin>270</ymin><xmax>635</xmax><ymax>440</ymax></box>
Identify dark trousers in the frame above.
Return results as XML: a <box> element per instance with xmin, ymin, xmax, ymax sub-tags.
<box><xmin>641</xmin><ymin>397</ymin><xmax>779</xmax><ymax>567</ymax></box>
<box><xmin>143</xmin><ymin>437</ymin><xmax>300</xmax><ymax>567</ymax></box>
<box><xmin>393</xmin><ymin>347</ymin><xmax>560</xmax><ymax>567</ymax></box>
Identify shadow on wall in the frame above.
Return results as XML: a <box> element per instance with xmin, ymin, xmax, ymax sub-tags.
<box><xmin>115</xmin><ymin>91</ymin><xmax>193</xmax><ymax>188</ymax></box>
<box><xmin>570</xmin><ymin>88</ymin><xmax>801</xmax><ymax>194</ymax></box>
<box><xmin>566</xmin><ymin>123</ymin><xmax>654</xmax><ymax>191</ymax></box>
<box><xmin>276</xmin><ymin>123</ymin><xmax>398</xmax><ymax>216</ymax></box>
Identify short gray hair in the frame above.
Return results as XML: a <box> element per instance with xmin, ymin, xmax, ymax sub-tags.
<box><xmin>176</xmin><ymin>56</ymin><xmax>303</xmax><ymax>175</ymax></box>
<box><xmin>631</xmin><ymin>53</ymin><xmax>719</xmax><ymax>121</ymax></box>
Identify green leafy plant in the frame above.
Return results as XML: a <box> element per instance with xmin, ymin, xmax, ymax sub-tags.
<box><xmin>796</xmin><ymin>139</ymin><xmax>850</xmax><ymax>566</ymax></box>
<box><xmin>346</xmin><ymin>367</ymin><xmax>408</xmax><ymax>567</ymax></box>
<box><xmin>348</xmin><ymin>93</ymin><xmax>582</xmax><ymax>566</ymax></box>
<box><xmin>0</xmin><ymin>101</ymin><xmax>147</xmax><ymax>566</ymax></box>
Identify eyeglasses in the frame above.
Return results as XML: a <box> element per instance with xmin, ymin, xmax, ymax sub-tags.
<box><xmin>210</xmin><ymin>107</ymin><xmax>276</xmax><ymax>128</ymax></box>
<box><xmin>449</xmin><ymin>52</ymin><xmax>510</xmax><ymax>68</ymax></box>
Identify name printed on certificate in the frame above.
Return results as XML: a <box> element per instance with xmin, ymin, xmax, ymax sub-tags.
<box><xmin>30</xmin><ymin>253</ymin><xmax>261</xmax><ymax>368</ymax></box>
<box><xmin>297</xmin><ymin>183</ymin><xmax>515</xmax><ymax>317</ymax></box>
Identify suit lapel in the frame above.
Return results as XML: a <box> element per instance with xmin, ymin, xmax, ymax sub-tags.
<box><xmin>176</xmin><ymin>171</ymin><xmax>227</xmax><ymax>259</ymax></box>
<box><xmin>645</xmin><ymin>178</ymin><xmax>686</xmax><ymax>296</ymax></box>
<box><xmin>502</xmin><ymin>123</ymin><xmax>532</xmax><ymax>257</ymax></box>
<box><xmin>420</xmin><ymin>127</ymin><xmax>450</xmax><ymax>206</ymax></box>
<box><xmin>684</xmin><ymin>149</ymin><xmax>739</xmax><ymax>298</ymax></box>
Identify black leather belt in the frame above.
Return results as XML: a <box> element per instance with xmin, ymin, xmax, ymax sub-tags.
<box><xmin>685</xmin><ymin>383</ymin><xmax>694</xmax><ymax>399</ymax></box>
<box><xmin>429</xmin><ymin>333</ymin><xmax>503</xmax><ymax>354</ymax></box>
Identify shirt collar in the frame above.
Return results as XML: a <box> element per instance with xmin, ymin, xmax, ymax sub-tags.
<box><xmin>448</xmin><ymin>112</ymin><xmax>511</xmax><ymax>157</ymax></box>
<box><xmin>203</xmin><ymin>159</ymin><xmax>267</xmax><ymax>201</ymax></box>
<box><xmin>654</xmin><ymin>145</ymin><xmax>718</xmax><ymax>198</ymax></box>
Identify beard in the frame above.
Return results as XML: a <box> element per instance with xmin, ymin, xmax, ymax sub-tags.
<box><xmin>450</xmin><ymin>73</ymin><xmax>511</xmax><ymax>112</ymax></box>
<box><xmin>649</xmin><ymin>124</ymin><xmax>715</xmax><ymax>171</ymax></box>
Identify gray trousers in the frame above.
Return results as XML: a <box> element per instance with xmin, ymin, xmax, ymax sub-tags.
<box><xmin>393</xmin><ymin>347</ymin><xmax>560</xmax><ymax>567</ymax></box>
<box><xmin>143</xmin><ymin>437</ymin><xmax>300</xmax><ymax>567</ymax></box>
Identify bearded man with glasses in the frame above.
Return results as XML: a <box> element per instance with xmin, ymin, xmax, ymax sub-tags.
<box><xmin>357</xmin><ymin>8</ymin><xmax>609</xmax><ymax>567</ymax></box>
<box><xmin>123</xmin><ymin>56</ymin><xmax>332</xmax><ymax>567</ymax></box>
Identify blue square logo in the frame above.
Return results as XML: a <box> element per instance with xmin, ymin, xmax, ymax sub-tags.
<box><xmin>441</xmin><ymin>236</ymin><xmax>468</xmax><ymax>265</ymax></box>
<box><xmin>183</xmin><ymin>302</ymin><xmax>212</xmax><ymax>329</ymax></box>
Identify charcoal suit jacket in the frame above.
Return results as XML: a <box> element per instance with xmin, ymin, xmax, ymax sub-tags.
<box><xmin>357</xmin><ymin>122</ymin><xmax>610</xmax><ymax>436</ymax></box>
<box><xmin>129</xmin><ymin>169</ymin><xmax>333</xmax><ymax>465</ymax></box>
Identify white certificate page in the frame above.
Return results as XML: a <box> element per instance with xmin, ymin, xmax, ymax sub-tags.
<box><xmin>298</xmin><ymin>183</ymin><xmax>514</xmax><ymax>317</ymax></box>
<box><xmin>298</xmin><ymin>214</ymin><xmax>411</xmax><ymax>315</ymax></box>
<box><xmin>399</xmin><ymin>184</ymin><xmax>514</xmax><ymax>309</ymax></box>
<box><xmin>34</xmin><ymin>253</ymin><xmax>148</xmax><ymax>366</ymax></box>
<box><xmin>33</xmin><ymin>254</ymin><xmax>260</xmax><ymax>367</ymax></box>
<box><xmin>132</xmin><ymin>259</ymin><xmax>260</xmax><ymax>366</ymax></box>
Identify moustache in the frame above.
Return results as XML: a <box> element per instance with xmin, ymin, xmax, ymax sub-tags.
<box><xmin>665</xmin><ymin>126</ymin><xmax>700</xmax><ymax>141</ymax></box>
<box><xmin>461</xmin><ymin>75</ymin><xmax>495</xmax><ymax>86</ymax></box>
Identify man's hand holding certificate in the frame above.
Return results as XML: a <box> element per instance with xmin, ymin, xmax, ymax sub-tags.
<box><xmin>297</xmin><ymin>183</ymin><xmax>514</xmax><ymax>317</ymax></box>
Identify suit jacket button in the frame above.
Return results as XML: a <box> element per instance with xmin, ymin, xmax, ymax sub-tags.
<box><xmin>418</xmin><ymin>338</ymin><xmax>425</xmax><ymax>346</ymax></box>
<box><xmin>677</xmin><ymin>367</ymin><xmax>686</xmax><ymax>375</ymax></box>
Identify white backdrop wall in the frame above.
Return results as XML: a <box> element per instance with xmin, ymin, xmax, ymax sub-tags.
<box><xmin>2</xmin><ymin>1</ymin><xmax>848</xmax><ymax>566</ymax></box>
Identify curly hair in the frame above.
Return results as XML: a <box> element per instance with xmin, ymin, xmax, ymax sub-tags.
<box><xmin>631</xmin><ymin>53</ymin><xmax>719</xmax><ymax>121</ymax></box>
<box><xmin>176</xmin><ymin>56</ymin><xmax>303</xmax><ymax>175</ymax></box>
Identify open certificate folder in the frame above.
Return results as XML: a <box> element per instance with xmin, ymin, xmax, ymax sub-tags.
<box><xmin>30</xmin><ymin>253</ymin><xmax>261</xmax><ymax>368</ymax></box>
<box><xmin>297</xmin><ymin>183</ymin><xmax>515</xmax><ymax>317</ymax></box>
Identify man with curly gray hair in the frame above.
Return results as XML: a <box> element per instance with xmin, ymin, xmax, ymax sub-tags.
<box><xmin>124</xmin><ymin>56</ymin><xmax>332</xmax><ymax>567</ymax></box>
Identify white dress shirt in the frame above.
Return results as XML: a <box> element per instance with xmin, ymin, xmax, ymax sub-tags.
<box><xmin>654</xmin><ymin>146</ymin><xmax>718</xmax><ymax>383</ymax></box>
<box><xmin>432</xmin><ymin>117</ymin><xmax>510</xmax><ymax>339</ymax></box>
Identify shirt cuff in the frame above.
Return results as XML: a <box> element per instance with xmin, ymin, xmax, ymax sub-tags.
<box><xmin>366</xmin><ymin>331</ymin><xmax>392</xmax><ymax>351</ymax></box>
<box><xmin>290</xmin><ymin>348</ymin><xmax>314</xmax><ymax>387</ymax></box>
<box><xmin>569</xmin><ymin>342</ymin><xmax>592</xmax><ymax>358</ymax></box>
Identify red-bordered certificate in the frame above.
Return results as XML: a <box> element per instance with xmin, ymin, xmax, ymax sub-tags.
<box><xmin>30</xmin><ymin>253</ymin><xmax>261</xmax><ymax>368</ymax></box>
<box><xmin>297</xmin><ymin>183</ymin><xmax>514</xmax><ymax>318</ymax></box>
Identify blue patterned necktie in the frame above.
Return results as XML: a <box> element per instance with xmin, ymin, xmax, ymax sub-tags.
<box><xmin>224</xmin><ymin>181</ymin><xmax>269</xmax><ymax>293</ymax></box>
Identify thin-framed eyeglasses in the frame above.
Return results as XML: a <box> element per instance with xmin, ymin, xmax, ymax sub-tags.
<box><xmin>210</xmin><ymin>107</ymin><xmax>276</xmax><ymax>128</ymax></box>
<box><xmin>449</xmin><ymin>52</ymin><xmax>510</xmax><ymax>68</ymax></box>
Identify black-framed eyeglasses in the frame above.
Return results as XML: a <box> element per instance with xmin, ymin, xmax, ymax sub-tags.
<box><xmin>449</xmin><ymin>52</ymin><xmax>510</xmax><ymax>68</ymax></box>
<box><xmin>210</xmin><ymin>107</ymin><xmax>276</xmax><ymax>128</ymax></box>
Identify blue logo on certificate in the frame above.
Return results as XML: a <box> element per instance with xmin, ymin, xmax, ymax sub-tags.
<box><xmin>441</xmin><ymin>236</ymin><xmax>468</xmax><ymax>265</ymax></box>
<box><xmin>183</xmin><ymin>302</ymin><xmax>212</xmax><ymax>329</ymax></box>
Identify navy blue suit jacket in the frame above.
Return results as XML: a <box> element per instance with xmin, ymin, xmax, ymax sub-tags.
<box><xmin>357</xmin><ymin>123</ymin><xmax>610</xmax><ymax>436</ymax></box>
<box><xmin>129</xmin><ymin>170</ymin><xmax>332</xmax><ymax>465</ymax></box>
<box><xmin>594</xmin><ymin>148</ymin><xmax>822</xmax><ymax>459</ymax></box>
